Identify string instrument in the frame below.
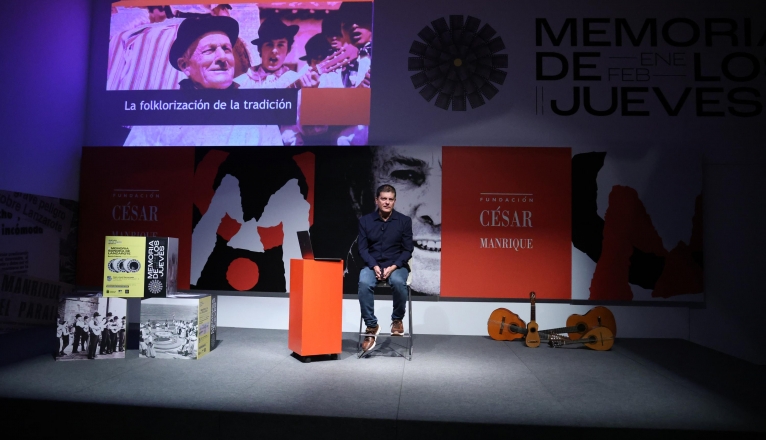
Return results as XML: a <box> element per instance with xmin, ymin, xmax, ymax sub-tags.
<box><xmin>275</xmin><ymin>44</ymin><xmax>359</xmax><ymax>89</ymax></box>
<box><xmin>487</xmin><ymin>315</ymin><xmax>585</xmax><ymax>341</ymax></box>
<box><xmin>487</xmin><ymin>306</ymin><xmax>617</xmax><ymax>342</ymax></box>
<box><xmin>494</xmin><ymin>306</ymin><xmax>616</xmax><ymax>341</ymax></box>
<box><xmin>487</xmin><ymin>308</ymin><xmax>526</xmax><ymax>341</ymax></box>
<box><xmin>548</xmin><ymin>327</ymin><xmax>614</xmax><ymax>351</ymax></box>
<box><xmin>564</xmin><ymin>306</ymin><xmax>617</xmax><ymax>340</ymax></box>
<box><xmin>525</xmin><ymin>291</ymin><xmax>540</xmax><ymax>348</ymax></box>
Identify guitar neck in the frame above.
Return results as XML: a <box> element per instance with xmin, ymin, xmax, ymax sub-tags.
<box><xmin>539</xmin><ymin>325</ymin><xmax>583</xmax><ymax>336</ymax></box>
<box><xmin>553</xmin><ymin>334</ymin><xmax>614</xmax><ymax>347</ymax></box>
<box><xmin>507</xmin><ymin>324</ymin><xmax>585</xmax><ymax>343</ymax></box>
<box><xmin>530</xmin><ymin>291</ymin><xmax>536</xmax><ymax>322</ymax></box>
<box><xmin>508</xmin><ymin>324</ymin><xmax>527</xmax><ymax>335</ymax></box>
<box><xmin>560</xmin><ymin>336</ymin><xmax>595</xmax><ymax>346</ymax></box>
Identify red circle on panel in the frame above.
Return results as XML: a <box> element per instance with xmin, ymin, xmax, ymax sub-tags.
<box><xmin>226</xmin><ymin>258</ymin><xmax>260</xmax><ymax>291</ymax></box>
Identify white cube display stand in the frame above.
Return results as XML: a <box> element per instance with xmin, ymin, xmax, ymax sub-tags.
<box><xmin>55</xmin><ymin>296</ymin><xmax>127</xmax><ymax>361</ymax></box>
<box><xmin>139</xmin><ymin>295</ymin><xmax>215</xmax><ymax>360</ymax></box>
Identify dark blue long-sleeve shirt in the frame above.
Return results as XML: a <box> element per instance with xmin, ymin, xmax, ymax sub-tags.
<box><xmin>358</xmin><ymin>209</ymin><xmax>413</xmax><ymax>269</ymax></box>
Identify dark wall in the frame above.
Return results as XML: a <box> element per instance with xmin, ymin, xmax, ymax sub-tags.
<box><xmin>0</xmin><ymin>0</ymin><xmax>91</xmax><ymax>200</ymax></box>
<box><xmin>692</xmin><ymin>156</ymin><xmax>766</xmax><ymax>365</ymax></box>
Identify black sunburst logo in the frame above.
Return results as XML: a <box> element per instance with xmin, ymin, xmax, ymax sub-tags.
<box><xmin>408</xmin><ymin>15</ymin><xmax>508</xmax><ymax>111</ymax></box>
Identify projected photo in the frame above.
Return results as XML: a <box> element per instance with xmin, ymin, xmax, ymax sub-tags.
<box><xmin>106</xmin><ymin>1</ymin><xmax>372</xmax><ymax>146</ymax></box>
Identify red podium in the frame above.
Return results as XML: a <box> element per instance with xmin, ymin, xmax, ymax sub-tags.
<box><xmin>288</xmin><ymin>259</ymin><xmax>343</xmax><ymax>361</ymax></box>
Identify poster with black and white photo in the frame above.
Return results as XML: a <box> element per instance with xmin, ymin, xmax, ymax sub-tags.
<box><xmin>139</xmin><ymin>295</ymin><xmax>213</xmax><ymax>359</ymax></box>
<box><xmin>55</xmin><ymin>296</ymin><xmax>127</xmax><ymax>361</ymax></box>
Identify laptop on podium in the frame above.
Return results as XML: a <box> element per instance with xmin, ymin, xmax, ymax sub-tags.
<box><xmin>297</xmin><ymin>231</ymin><xmax>342</xmax><ymax>262</ymax></box>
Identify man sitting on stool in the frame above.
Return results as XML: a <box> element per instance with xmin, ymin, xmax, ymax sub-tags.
<box><xmin>358</xmin><ymin>184</ymin><xmax>413</xmax><ymax>353</ymax></box>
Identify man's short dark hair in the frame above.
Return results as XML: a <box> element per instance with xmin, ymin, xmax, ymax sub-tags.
<box><xmin>376</xmin><ymin>184</ymin><xmax>396</xmax><ymax>198</ymax></box>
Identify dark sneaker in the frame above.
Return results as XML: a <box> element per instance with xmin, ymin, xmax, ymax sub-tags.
<box><xmin>361</xmin><ymin>325</ymin><xmax>380</xmax><ymax>352</ymax></box>
<box><xmin>391</xmin><ymin>319</ymin><xmax>404</xmax><ymax>336</ymax></box>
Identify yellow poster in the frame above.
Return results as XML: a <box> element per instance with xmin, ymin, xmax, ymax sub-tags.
<box><xmin>103</xmin><ymin>236</ymin><xmax>146</xmax><ymax>298</ymax></box>
<box><xmin>196</xmin><ymin>295</ymin><xmax>211</xmax><ymax>358</ymax></box>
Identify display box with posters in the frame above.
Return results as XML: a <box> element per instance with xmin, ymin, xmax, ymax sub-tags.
<box><xmin>139</xmin><ymin>295</ymin><xmax>215</xmax><ymax>360</ymax></box>
<box><xmin>55</xmin><ymin>296</ymin><xmax>128</xmax><ymax>361</ymax></box>
<box><xmin>103</xmin><ymin>236</ymin><xmax>179</xmax><ymax>298</ymax></box>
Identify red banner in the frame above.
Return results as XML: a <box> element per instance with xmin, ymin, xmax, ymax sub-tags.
<box><xmin>77</xmin><ymin>147</ymin><xmax>195</xmax><ymax>288</ymax></box>
<box><xmin>441</xmin><ymin>147</ymin><xmax>571</xmax><ymax>299</ymax></box>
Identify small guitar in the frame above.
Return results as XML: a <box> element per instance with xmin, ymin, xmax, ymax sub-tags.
<box><xmin>275</xmin><ymin>43</ymin><xmax>359</xmax><ymax>88</ymax></box>
<box><xmin>487</xmin><ymin>308</ymin><xmax>526</xmax><ymax>341</ymax></box>
<box><xmin>525</xmin><ymin>291</ymin><xmax>540</xmax><ymax>348</ymax></box>
<box><xmin>548</xmin><ymin>327</ymin><xmax>614</xmax><ymax>351</ymax></box>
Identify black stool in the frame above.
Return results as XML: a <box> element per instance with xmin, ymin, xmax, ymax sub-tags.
<box><xmin>357</xmin><ymin>278</ymin><xmax>414</xmax><ymax>360</ymax></box>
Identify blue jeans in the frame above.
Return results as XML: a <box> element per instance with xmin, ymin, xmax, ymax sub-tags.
<box><xmin>358</xmin><ymin>266</ymin><xmax>409</xmax><ymax>328</ymax></box>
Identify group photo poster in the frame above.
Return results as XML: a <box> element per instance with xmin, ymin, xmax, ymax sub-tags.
<box><xmin>56</xmin><ymin>297</ymin><xmax>127</xmax><ymax>361</ymax></box>
<box><xmin>139</xmin><ymin>296</ymin><xmax>212</xmax><ymax>360</ymax></box>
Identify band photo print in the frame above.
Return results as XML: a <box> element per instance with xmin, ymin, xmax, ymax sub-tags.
<box><xmin>56</xmin><ymin>297</ymin><xmax>127</xmax><ymax>361</ymax></box>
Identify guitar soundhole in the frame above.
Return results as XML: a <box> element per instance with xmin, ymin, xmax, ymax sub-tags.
<box><xmin>530</xmin><ymin>328</ymin><xmax>537</xmax><ymax>333</ymax></box>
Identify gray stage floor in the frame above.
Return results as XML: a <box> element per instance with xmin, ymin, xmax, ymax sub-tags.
<box><xmin>1</xmin><ymin>328</ymin><xmax>764</xmax><ymax>439</ymax></box>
